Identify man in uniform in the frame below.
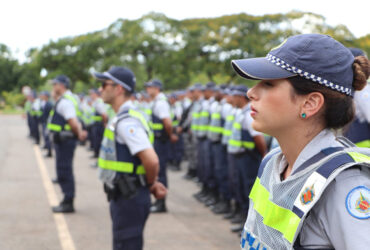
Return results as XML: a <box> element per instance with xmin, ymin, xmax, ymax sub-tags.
<box><xmin>89</xmin><ymin>89</ymin><xmax>108</xmax><ymax>158</ymax></box>
<box><xmin>39</xmin><ymin>91</ymin><xmax>53</xmax><ymax>157</ymax></box>
<box><xmin>227</xmin><ymin>85</ymin><xmax>267</xmax><ymax>233</ymax></box>
<box><xmin>145</xmin><ymin>79</ymin><xmax>177</xmax><ymax>213</ymax></box>
<box><xmin>47</xmin><ymin>75</ymin><xmax>87</xmax><ymax>213</ymax></box>
<box><xmin>94</xmin><ymin>66</ymin><xmax>166</xmax><ymax>250</ymax></box>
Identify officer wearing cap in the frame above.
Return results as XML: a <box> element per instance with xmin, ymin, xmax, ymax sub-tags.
<box><xmin>39</xmin><ymin>91</ymin><xmax>53</xmax><ymax>157</ymax></box>
<box><xmin>195</xmin><ymin>82</ymin><xmax>217</xmax><ymax>205</ymax></box>
<box><xmin>145</xmin><ymin>79</ymin><xmax>177</xmax><ymax>213</ymax></box>
<box><xmin>227</xmin><ymin>85</ymin><xmax>267</xmax><ymax>233</ymax></box>
<box><xmin>209</xmin><ymin>85</ymin><xmax>233</xmax><ymax>214</ymax></box>
<box><xmin>47</xmin><ymin>75</ymin><xmax>87</xmax><ymax>213</ymax></box>
<box><xmin>94</xmin><ymin>66</ymin><xmax>166</xmax><ymax>250</ymax></box>
<box><xmin>231</xmin><ymin>34</ymin><xmax>370</xmax><ymax>249</ymax></box>
<box><xmin>30</xmin><ymin>91</ymin><xmax>42</xmax><ymax>145</ymax></box>
<box><xmin>89</xmin><ymin>89</ymin><xmax>108</xmax><ymax>159</ymax></box>
<box><xmin>344</xmin><ymin>48</ymin><xmax>370</xmax><ymax>148</ymax></box>
<box><xmin>221</xmin><ymin>86</ymin><xmax>240</xmax><ymax>220</ymax></box>
<box><xmin>179</xmin><ymin>85</ymin><xmax>198</xmax><ymax>179</ymax></box>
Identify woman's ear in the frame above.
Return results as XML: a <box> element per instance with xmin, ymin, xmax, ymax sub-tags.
<box><xmin>301</xmin><ymin>92</ymin><xmax>325</xmax><ymax>118</ymax></box>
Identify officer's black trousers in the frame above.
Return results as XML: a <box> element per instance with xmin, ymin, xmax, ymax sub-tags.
<box><xmin>54</xmin><ymin>139</ymin><xmax>77</xmax><ymax>200</ymax></box>
<box><xmin>110</xmin><ymin>187</ymin><xmax>150</xmax><ymax>250</ymax></box>
<box><xmin>154</xmin><ymin>139</ymin><xmax>169</xmax><ymax>187</ymax></box>
<box><xmin>213</xmin><ymin>144</ymin><xmax>230</xmax><ymax>200</ymax></box>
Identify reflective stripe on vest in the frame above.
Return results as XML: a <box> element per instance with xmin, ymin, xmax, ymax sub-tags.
<box><xmin>98</xmin><ymin>109</ymin><xmax>152</xmax><ymax>174</ymax></box>
<box><xmin>47</xmin><ymin>94</ymin><xmax>79</xmax><ymax>132</ymax></box>
<box><xmin>356</xmin><ymin>140</ymin><xmax>370</xmax><ymax>148</ymax></box>
<box><xmin>191</xmin><ymin>112</ymin><xmax>200</xmax><ymax>131</ymax></box>
<box><xmin>47</xmin><ymin>109</ymin><xmax>72</xmax><ymax>132</ymax></box>
<box><xmin>222</xmin><ymin>115</ymin><xmax>234</xmax><ymax>136</ymax></box>
<box><xmin>228</xmin><ymin>122</ymin><xmax>255</xmax><ymax>149</ymax></box>
<box><xmin>242</xmin><ymin>148</ymin><xmax>370</xmax><ymax>249</ymax></box>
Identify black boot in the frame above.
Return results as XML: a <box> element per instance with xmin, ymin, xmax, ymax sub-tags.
<box><xmin>193</xmin><ymin>186</ymin><xmax>208</xmax><ymax>201</ymax></box>
<box><xmin>224</xmin><ymin>202</ymin><xmax>240</xmax><ymax>219</ymax></box>
<box><xmin>230</xmin><ymin>211</ymin><xmax>246</xmax><ymax>224</ymax></box>
<box><xmin>44</xmin><ymin>150</ymin><xmax>52</xmax><ymax>158</ymax></box>
<box><xmin>150</xmin><ymin>199</ymin><xmax>167</xmax><ymax>213</ymax></box>
<box><xmin>204</xmin><ymin>190</ymin><xmax>219</xmax><ymax>207</ymax></box>
<box><xmin>212</xmin><ymin>198</ymin><xmax>231</xmax><ymax>214</ymax></box>
<box><xmin>52</xmin><ymin>198</ymin><xmax>74</xmax><ymax>213</ymax></box>
<box><xmin>230</xmin><ymin>223</ymin><xmax>244</xmax><ymax>233</ymax></box>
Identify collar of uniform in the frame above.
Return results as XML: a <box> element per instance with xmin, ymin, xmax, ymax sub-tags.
<box><xmin>64</xmin><ymin>90</ymin><xmax>73</xmax><ymax>96</ymax></box>
<box><xmin>276</xmin><ymin>129</ymin><xmax>343</xmax><ymax>177</ymax></box>
<box><xmin>155</xmin><ymin>92</ymin><xmax>166</xmax><ymax>101</ymax></box>
<box><xmin>117</xmin><ymin>100</ymin><xmax>135</xmax><ymax>114</ymax></box>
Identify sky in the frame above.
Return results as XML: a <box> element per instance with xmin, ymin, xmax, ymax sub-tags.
<box><xmin>1</xmin><ymin>0</ymin><xmax>369</xmax><ymax>62</ymax></box>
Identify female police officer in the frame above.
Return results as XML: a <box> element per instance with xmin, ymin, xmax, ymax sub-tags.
<box><xmin>231</xmin><ymin>34</ymin><xmax>370</xmax><ymax>249</ymax></box>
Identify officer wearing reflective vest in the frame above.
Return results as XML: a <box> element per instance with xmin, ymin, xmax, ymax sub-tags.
<box><xmin>30</xmin><ymin>91</ymin><xmax>42</xmax><ymax>145</ymax></box>
<box><xmin>209</xmin><ymin>85</ymin><xmax>234</xmax><ymax>214</ymax></box>
<box><xmin>168</xmin><ymin>92</ymin><xmax>183</xmax><ymax>171</ymax></box>
<box><xmin>344</xmin><ymin>48</ymin><xmax>370</xmax><ymax>148</ymax></box>
<box><xmin>89</xmin><ymin>89</ymin><xmax>108</xmax><ymax>159</ymax></box>
<box><xmin>222</xmin><ymin>86</ymin><xmax>241</xmax><ymax>220</ymax></box>
<box><xmin>205</xmin><ymin>85</ymin><xmax>224</xmax><ymax>208</ymax></box>
<box><xmin>145</xmin><ymin>79</ymin><xmax>177</xmax><ymax>213</ymax></box>
<box><xmin>39</xmin><ymin>91</ymin><xmax>53</xmax><ymax>157</ymax></box>
<box><xmin>180</xmin><ymin>85</ymin><xmax>200</xmax><ymax>180</ymax></box>
<box><xmin>231</xmin><ymin>34</ymin><xmax>370</xmax><ymax>249</ymax></box>
<box><xmin>193</xmin><ymin>83</ymin><xmax>216</xmax><ymax>203</ymax></box>
<box><xmin>48</xmin><ymin>75</ymin><xmax>87</xmax><ymax>213</ymax></box>
<box><xmin>24</xmin><ymin>93</ymin><xmax>33</xmax><ymax>137</ymax></box>
<box><xmin>94</xmin><ymin>66</ymin><xmax>166</xmax><ymax>250</ymax></box>
<box><xmin>227</xmin><ymin>85</ymin><xmax>267</xmax><ymax>233</ymax></box>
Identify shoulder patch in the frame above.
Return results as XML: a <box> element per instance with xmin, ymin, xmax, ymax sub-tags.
<box><xmin>124</xmin><ymin>124</ymin><xmax>137</xmax><ymax>137</ymax></box>
<box><xmin>345</xmin><ymin>186</ymin><xmax>370</xmax><ymax>219</ymax></box>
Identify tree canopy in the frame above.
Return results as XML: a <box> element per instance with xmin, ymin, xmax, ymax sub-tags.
<box><xmin>1</xmin><ymin>11</ymin><xmax>369</xmax><ymax>93</ymax></box>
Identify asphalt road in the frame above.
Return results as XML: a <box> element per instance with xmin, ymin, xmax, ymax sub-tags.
<box><xmin>0</xmin><ymin>115</ymin><xmax>239</xmax><ymax>250</ymax></box>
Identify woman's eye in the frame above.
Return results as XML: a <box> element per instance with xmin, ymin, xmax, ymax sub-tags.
<box><xmin>263</xmin><ymin>81</ymin><xmax>273</xmax><ymax>87</ymax></box>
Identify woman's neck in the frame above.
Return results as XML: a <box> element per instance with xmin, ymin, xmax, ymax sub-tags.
<box><xmin>276</xmin><ymin>124</ymin><xmax>324</xmax><ymax>179</ymax></box>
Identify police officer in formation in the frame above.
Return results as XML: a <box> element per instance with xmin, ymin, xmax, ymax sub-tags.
<box><xmin>344</xmin><ymin>48</ymin><xmax>370</xmax><ymax>148</ymax></box>
<box><xmin>22</xmin><ymin>40</ymin><xmax>369</xmax><ymax>250</ymax></box>
<box><xmin>89</xmin><ymin>89</ymin><xmax>108</xmax><ymax>159</ymax></box>
<box><xmin>93</xmin><ymin>66</ymin><xmax>166</xmax><ymax>250</ymax></box>
<box><xmin>29</xmin><ymin>91</ymin><xmax>42</xmax><ymax>145</ymax></box>
<box><xmin>39</xmin><ymin>91</ymin><xmax>53</xmax><ymax>157</ymax></box>
<box><xmin>231</xmin><ymin>34</ymin><xmax>370</xmax><ymax>249</ymax></box>
<box><xmin>145</xmin><ymin>79</ymin><xmax>177</xmax><ymax>213</ymax></box>
<box><xmin>47</xmin><ymin>75</ymin><xmax>87</xmax><ymax>213</ymax></box>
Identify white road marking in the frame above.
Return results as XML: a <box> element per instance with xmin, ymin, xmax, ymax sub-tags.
<box><xmin>33</xmin><ymin>145</ymin><xmax>77</xmax><ymax>250</ymax></box>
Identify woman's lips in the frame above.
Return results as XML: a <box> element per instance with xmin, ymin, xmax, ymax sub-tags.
<box><xmin>250</xmin><ymin>106</ymin><xmax>257</xmax><ymax>117</ymax></box>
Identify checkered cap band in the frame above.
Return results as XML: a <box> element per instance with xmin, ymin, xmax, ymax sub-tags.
<box><xmin>267</xmin><ymin>54</ymin><xmax>353</xmax><ymax>96</ymax></box>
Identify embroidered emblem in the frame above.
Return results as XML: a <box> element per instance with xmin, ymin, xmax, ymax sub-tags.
<box><xmin>124</xmin><ymin>125</ymin><xmax>137</xmax><ymax>137</ymax></box>
<box><xmin>346</xmin><ymin>186</ymin><xmax>370</xmax><ymax>219</ymax></box>
<box><xmin>300</xmin><ymin>184</ymin><xmax>315</xmax><ymax>205</ymax></box>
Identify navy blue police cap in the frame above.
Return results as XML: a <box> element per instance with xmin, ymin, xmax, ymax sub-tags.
<box><xmin>231</xmin><ymin>85</ymin><xmax>248</xmax><ymax>97</ymax></box>
<box><xmin>205</xmin><ymin>82</ymin><xmax>216</xmax><ymax>91</ymax></box>
<box><xmin>94</xmin><ymin>66</ymin><xmax>136</xmax><ymax>93</ymax></box>
<box><xmin>52</xmin><ymin>75</ymin><xmax>71</xmax><ymax>88</ymax></box>
<box><xmin>145</xmin><ymin>79</ymin><xmax>163</xmax><ymax>90</ymax></box>
<box><xmin>232</xmin><ymin>34</ymin><xmax>355</xmax><ymax>96</ymax></box>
